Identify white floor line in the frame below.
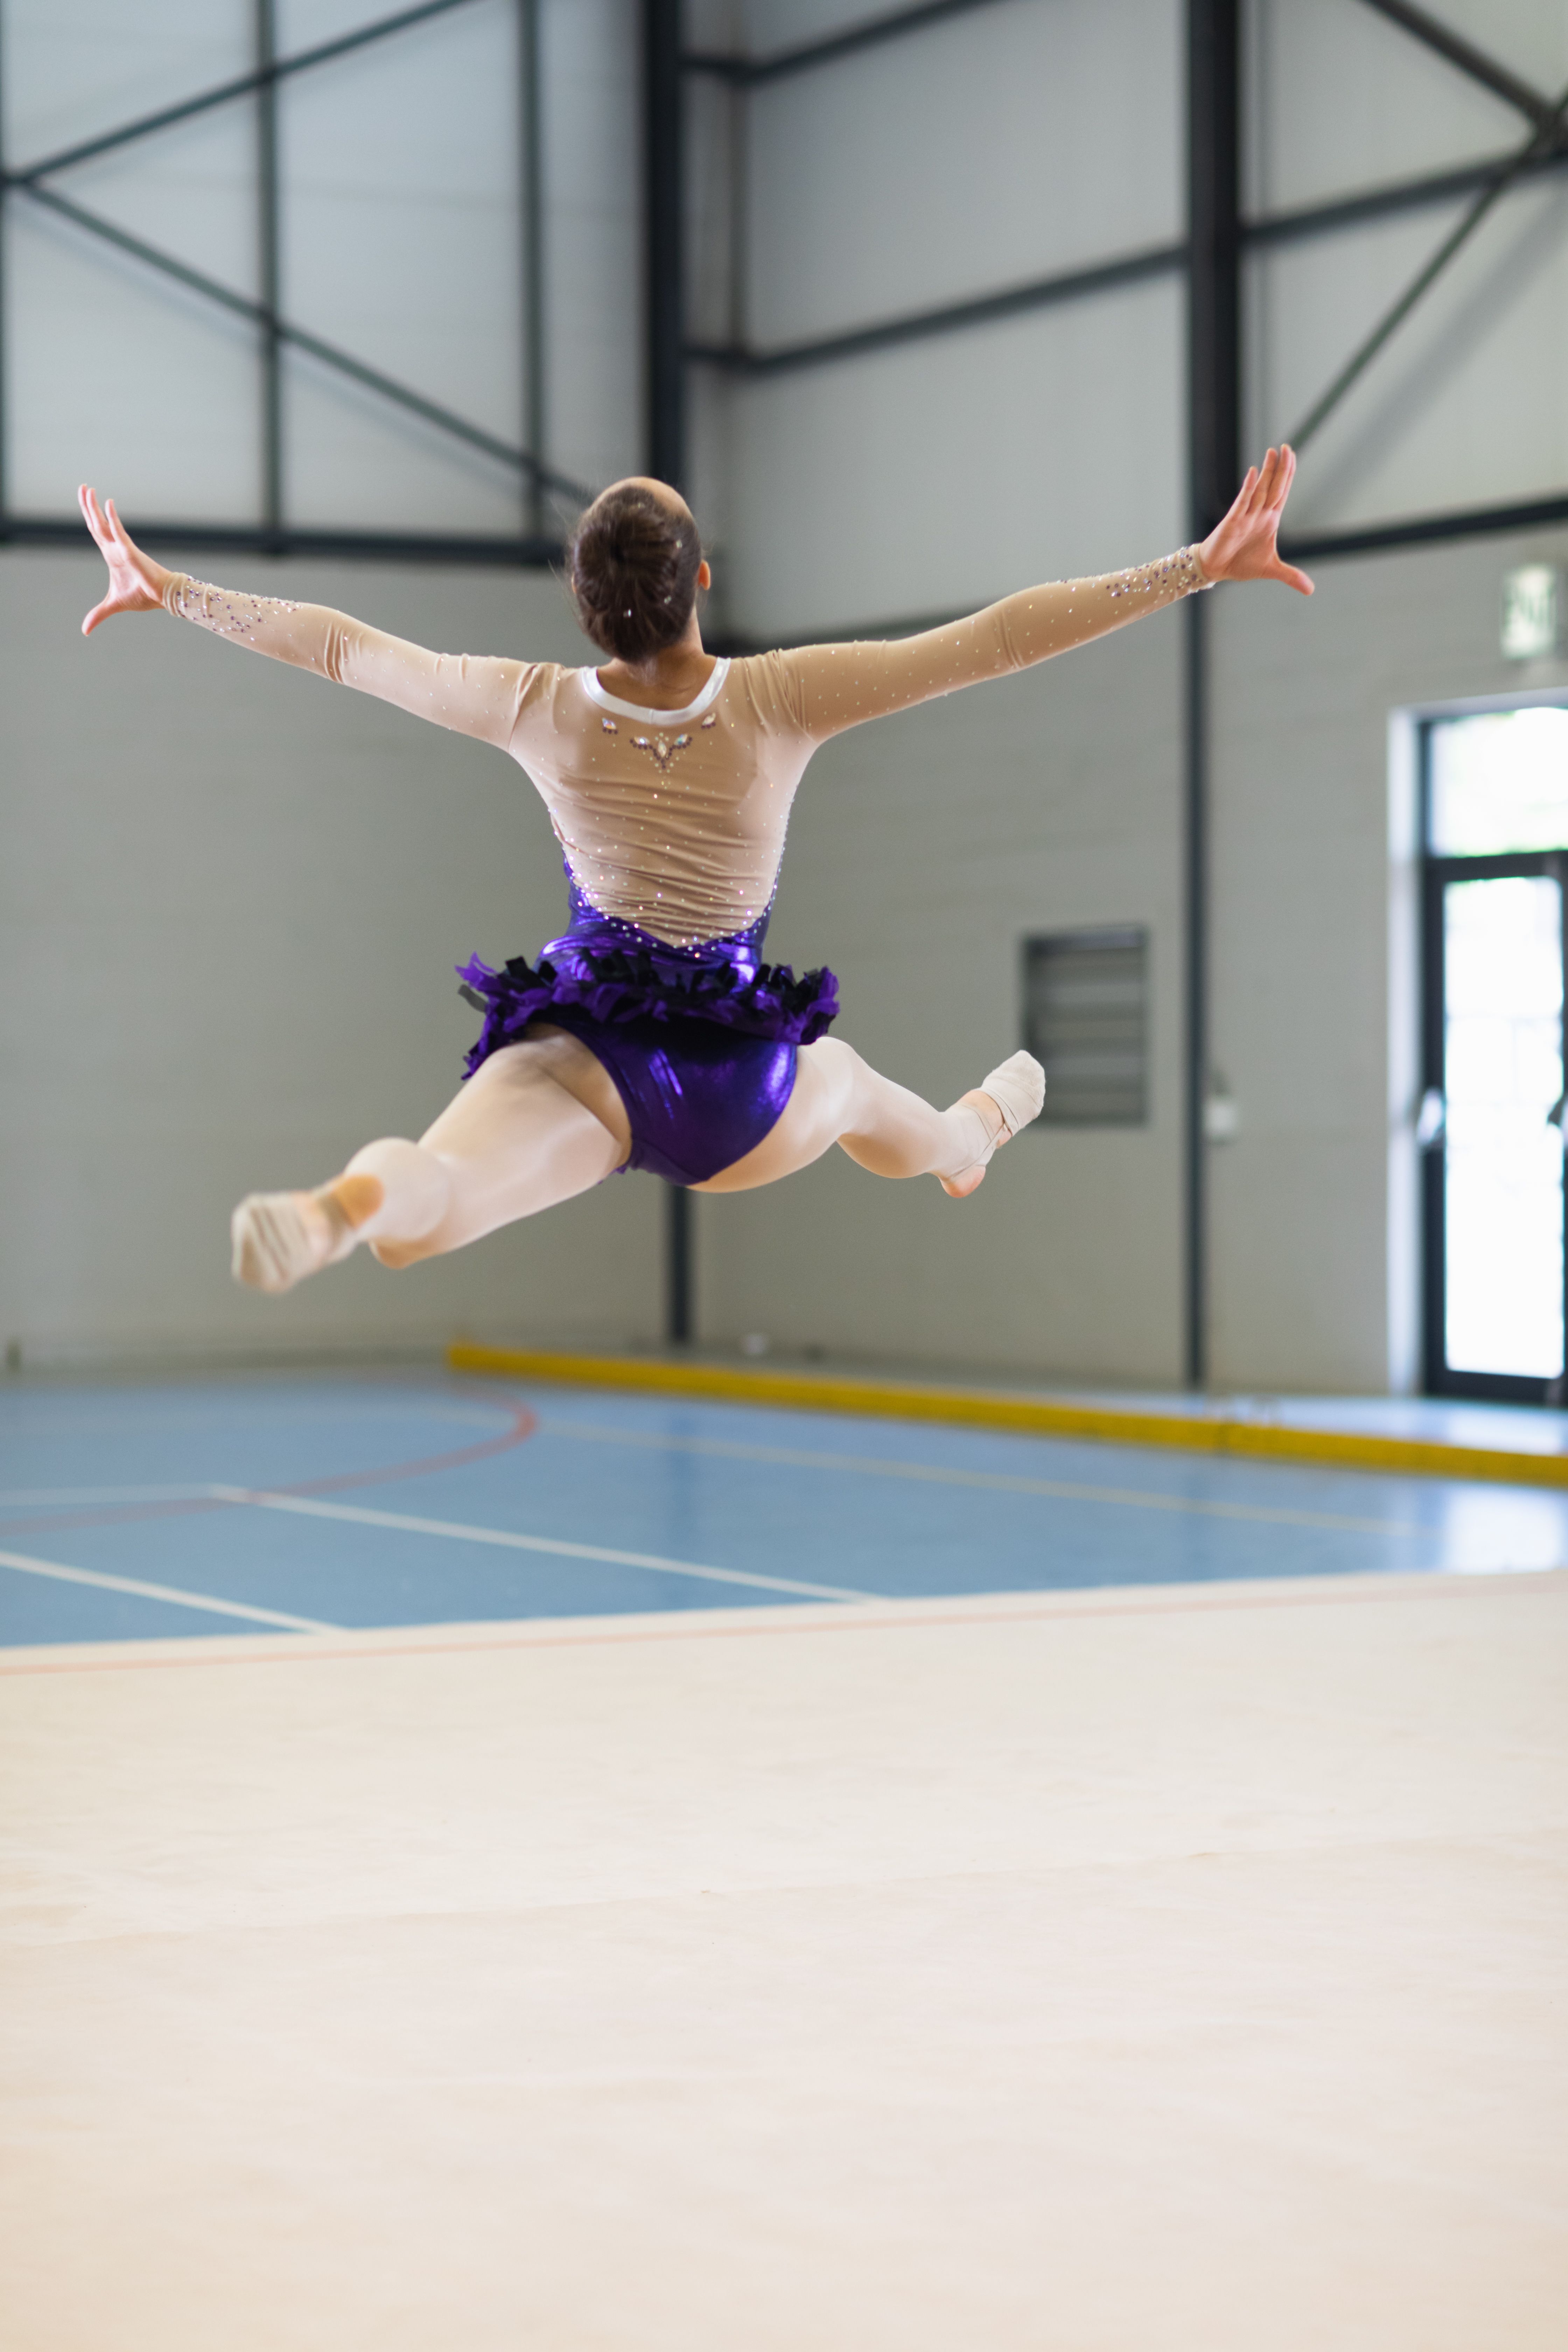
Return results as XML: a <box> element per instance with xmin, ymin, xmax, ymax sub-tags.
<box><xmin>531</xmin><ymin>1418</ymin><xmax>1432</xmax><ymax>1535</ymax></box>
<box><xmin>210</xmin><ymin>1488</ymin><xmax>872</xmax><ymax>1604</ymax></box>
<box><xmin>0</xmin><ymin>1548</ymin><xmax>337</xmax><ymax>1632</ymax></box>
<box><xmin>0</xmin><ymin>1485</ymin><xmax>218</xmax><ymax>1507</ymax></box>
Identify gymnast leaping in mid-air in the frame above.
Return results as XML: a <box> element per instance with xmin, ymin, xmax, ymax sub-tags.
<box><xmin>77</xmin><ymin>452</ymin><xmax>1311</xmax><ymax>1294</ymax></box>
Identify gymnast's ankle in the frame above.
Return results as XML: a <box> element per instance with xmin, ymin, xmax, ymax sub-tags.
<box><xmin>937</xmin><ymin>1093</ymin><xmax>1004</xmax><ymax>1199</ymax></box>
<box><xmin>230</xmin><ymin>1174</ymin><xmax>384</xmax><ymax>1295</ymax></box>
<box><xmin>324</xmin><ymin>1172</ymin><xmax>385</xmax><ymax>1232</ymax></box>
<box><xmin>937</xmin><ymin>1051</ymin><xmax>1046</xmax><ymax>1199</ymax></box>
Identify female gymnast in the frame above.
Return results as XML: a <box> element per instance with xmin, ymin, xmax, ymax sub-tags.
<box><xmin>77</xmin><ymin>453</ymin><xmax>1311</xmax><ymax>1294</ymax></box>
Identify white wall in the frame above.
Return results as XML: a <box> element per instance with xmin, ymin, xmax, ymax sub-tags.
<box><xmin>694</xmin><ymin>602</ymin><xmax>1190</xmax><ymax>1384</ymax></box>
<box><xmin>1206</xmin><ymin>523</ymin><xmax>1568</xmax><ymax>1394</ymax></box>
<box><xmin>0</xmin><ymin>550</ymin><xmax>664</xmax><ymax>1370</ymax></box>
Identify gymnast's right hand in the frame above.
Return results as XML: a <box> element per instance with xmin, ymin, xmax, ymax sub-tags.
<box><xmin>78</xmin><ymin>484</ymin><xmax>172</xmax><ymax>635</ymax></box>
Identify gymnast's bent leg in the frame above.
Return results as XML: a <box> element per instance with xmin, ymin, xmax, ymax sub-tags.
<box><xmin>693</xmin><ymin>1040</ymin><xmax>1043</xmax><ymax>1199</ymax></box>
<box><xmin>231</xmin><ymin>1027</ymin><xmax>631</xmax><ymax>1293</ymax></box>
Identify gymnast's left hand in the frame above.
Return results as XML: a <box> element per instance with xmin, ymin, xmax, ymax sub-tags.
<box><xmin>1196</xmin><ymin>446</ymin><xmax>1314</xmax><ymax>595</ymax></box>
<box><xmin>77</xmin><ymin>484</ymin><xmax>173</xmax><ymax>635</ymax></box>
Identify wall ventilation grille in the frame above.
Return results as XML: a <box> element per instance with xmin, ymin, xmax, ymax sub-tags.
<box><xmin>1022</xmin><ymin>927</ymin><xmax>1149</xmax><ymax>1126</ymax></box>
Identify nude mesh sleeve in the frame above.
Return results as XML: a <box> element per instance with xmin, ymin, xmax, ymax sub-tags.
<box><xmin>161</xmin><ymin>574</ymin><xmax>532</xmax><ymax>751</ymax></box>
<box><xmin>775</xmin><ymin>548</ymin><xmax>1210</xmax><ymax>741</ymax></box>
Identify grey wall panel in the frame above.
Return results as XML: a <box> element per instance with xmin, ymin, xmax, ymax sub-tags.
<box><xmin>0</xmin><ymin>552</ymin><xmax>662</xmax><ymax>1369</ymax></box>
<box><xmin>744</xmin><ymin>0</ymin><xmax>1181</xmax><ymax>348</ymax></box>
<box><xmin>712</xmin><ymin>276</ymin><xmax>1185</xmax><ymax>640</ymax></box>
<box><xmin>1241</xmin><ymin>0</ymin><xmax>1561</xmax><ymax>216</ymax></box>
<box><xmin>695</xmin><ymin>604</ymin><xmax>1188</xmax><ymax>1382</ymax></box>
<box><xmin>1250</xmin><ymin>176</ymin><xmax>1568</xmax><ymax>532</ymax></box>
<box><xmin>1206</xmin><ymin>526</ymin><xmax>1568</xmax><ymax>1394</ymax></box>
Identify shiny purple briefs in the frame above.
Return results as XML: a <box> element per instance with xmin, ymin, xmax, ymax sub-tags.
<box><xmin>543</xmin><ymin>1006</ymin><xmax>799</xmax><ymax>1186</ymax></box>
<box><xmin>457</xmin><ymin>880</ymin><xmax>839</xmax><ymax>1188</ymax></box>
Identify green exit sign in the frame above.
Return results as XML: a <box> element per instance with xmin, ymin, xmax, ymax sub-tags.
<box><xmin>1500</xmin><ymin>564</ymin><xmax>1561</xmax><ymax>661</ymax></box>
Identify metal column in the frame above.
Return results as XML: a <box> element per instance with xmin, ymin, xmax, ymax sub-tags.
<box><xmin>256</xmin><ymin>0</ymin><xmax>283</xmax><ymax>544</ymax></box>
<box><xmin>1185</xmin><ymin>0</ymin><xmax>1240</xmax><ymax>1390</ymax></box>
<box><xmin>0</xmin><ymin>0</ymin><xmax>10</xmax><ymax>536</ymax></box>
<box><xmin>519</xmin><ymin>0</ymin><xmax>545</xmax><ymax>539</ymax></box>
<box><xmin>644</xmin><ymin>0</ymin><xmax>692</xmax><ymax>1343</ymax></box>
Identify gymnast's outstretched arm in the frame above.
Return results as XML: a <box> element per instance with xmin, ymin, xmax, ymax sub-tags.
<box><xmin>76</xmin><ymin>484</ymin><xmax>532</xmax><ymax>750</ymax></box>
<box><xmin>776</xmin><ymin>446</ymin><xmax>1314</xmax><ymax>742</ymax></box>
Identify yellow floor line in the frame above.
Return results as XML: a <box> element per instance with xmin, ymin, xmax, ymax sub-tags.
<box><xmin>446</xmin><ymin>1343</ymin><xmax>1568</xmax><ymax>1491</ymax></box>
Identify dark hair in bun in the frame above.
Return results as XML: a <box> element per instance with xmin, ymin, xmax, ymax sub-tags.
<box><xmin>567</xmin><ymin>483</ymin><xmax>704</xmax><ymax>664</ymax></box>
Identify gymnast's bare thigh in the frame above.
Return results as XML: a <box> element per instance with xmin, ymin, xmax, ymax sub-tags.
<box><xmin>436</xmin><ymin>1023</ymin><xmax>632</xmax><ymax>1163</ymax></box>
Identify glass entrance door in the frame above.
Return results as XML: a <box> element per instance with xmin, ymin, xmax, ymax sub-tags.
<box><xmin>1422</xmin><ymin>710</ymin><xmax>1568</xmax><ymax>1402</ymax></box>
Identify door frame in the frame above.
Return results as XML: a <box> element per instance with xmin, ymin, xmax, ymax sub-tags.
<box><xmin>1419</xmin><ymin>720</ymin><xmax>1568</xmax><ymax>1400</ymax></box>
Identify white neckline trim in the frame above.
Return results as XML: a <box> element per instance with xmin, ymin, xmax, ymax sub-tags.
<box><xmin>579</xmin><ymin>658</ymin><xmax>730</xmax><ymax>726</ymax></box>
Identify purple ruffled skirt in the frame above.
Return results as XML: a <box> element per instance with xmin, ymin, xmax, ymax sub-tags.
<box><xmin>457</xmin><ymin>881</ymin><xmax>839</xmax><ymax>1187</ymax></box>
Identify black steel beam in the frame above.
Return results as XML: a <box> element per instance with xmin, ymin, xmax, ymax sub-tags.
<box><xmin>1184</xmin><ymin>0</ymin><xmax>1239</xmax><ymax>1394</ymax></box>
<box><xmin>1353</xmin><ymin>0</ymin><xmax>1555</xmax><ymax>132</ymax></box>
<box><xmin>685</xmin><ymin>0</ymin><xmax>1009</xmax><ymax>87</ymax></box>
<box><xmin>710</xmin><ymin>482</ymin><xmax>1568</xmax><ymax>647</ymax></box>
<box><xmin>1246</xmin><ymin>139</ymin><xmax>1568</xmax><ymax>247</ymax></box>
<box><xmin>688</xmin><ymin>241</ymin><xmax>1184</xmax><ymax>376</ymax></box>
<box><xmin>0</xmin><ymin>11</ymin><xmax>8</xmax><ymax>531</ymax></box>
<box><xmin>4</xmin><ymin>0</ymin><xmax>485</xmax><ymax>187</ymax></box>
<box><xmin>0</xmin><ymin>513</ymin><xmax>562</xmax><ymax>565</ymax></box>
<box><xmin>257</xmin><ymin>0</ymin><xmax>284</xmax><ymax>544</ymax></box>
<box><xmin>520</xmin><ymin>0</ymin><xmax>547</xmax><ymax>537</ymax></box>
<box><xmin>1281</xmin><ymin>489</ymin><xmax>1568</xmax><ymax>562</ymax></box>
<box><xmin>16</xmin><ymin>179</ymin><xmax>592</xmax><ymax>504</ymax></box>
<box><xmin>645</xmin><ymin>0</ymin><xmax>686</xmax><ymax>491</ymax></box>
<box><xmin>1189</xmin><ymin>0</ymin><xmax>1240</xmax><ymax>543</ymax></box>
<box><xmin>644</xmin><ymin>0</ymin><xmax>694</xmax><ymax>1346</ymax></box>
<box><xmin>685</xmin><ymin>127</ymin><xmax>1568</xmax><ymax>382</ymax></box>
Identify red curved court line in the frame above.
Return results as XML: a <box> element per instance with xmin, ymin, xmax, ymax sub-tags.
<box><xmin>0</xmin><ymin>1393</ymin><xmax>537</xmax><ymax>1547</ymax></box>
<box><xmin>287</xmin><ymin>1399</ymin><xmax>538</xmax><ymax>1493</ymax></box>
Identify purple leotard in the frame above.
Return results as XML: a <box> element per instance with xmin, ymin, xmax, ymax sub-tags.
<box><xmin>457</xmin><ymin>877</ymin><xmax>839</xmax><ymax>1186</ymax></box>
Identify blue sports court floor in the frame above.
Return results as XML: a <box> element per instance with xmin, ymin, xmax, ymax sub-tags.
<box><xmin>3</xmin><ymin>1370</ymin><xmax>1564</xmax><ymax>1648</ymax></box>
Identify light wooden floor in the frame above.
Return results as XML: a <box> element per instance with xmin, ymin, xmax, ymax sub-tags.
<box><xmin>4</xmin><ymin>1570</ymin><xmax>1565</xmax><ymax>2350</ymax></box>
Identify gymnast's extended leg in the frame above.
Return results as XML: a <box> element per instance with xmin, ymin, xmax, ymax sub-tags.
<box><xmin>230</xmin><ymin>1027</ymin><xmax>630</xmax><ymax>1293</ymax></box>
<box><xmin>693</xmin><ymin>1040</ymin><xmax>1043</xmax><ymax>1199</ymax></box>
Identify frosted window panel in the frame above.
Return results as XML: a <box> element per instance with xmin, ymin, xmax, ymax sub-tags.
<box><xmin>746</xmin><ymin>0</ymin><xmax>1182</xmax><ymax>348</ymax></box>
<box><xmin>1430</xmin><ymin>709</ymin><xmax>1568</xmax><ymax>855</ymax></box>
<box><xmin>20</xmin><ymin>99</ymin><xmax>261</xmax><ymax>305</ymax></box>
<box><xmin>3</xmin><ymin>0</ymin><xmax>248</xmax><ymax>164</ymax></box>
<box><xmin>6</xmin><ymin>203</ymin><xmax>260</xmax><ymax>519</ymax></box>
<box><xmin>1443</xmin><ymin>877</ymin><xmax>1564</xmax><ymax>1381</ymax></box>
<box><xmin>1247</xmin><ymin>179</ymin><xmax>1568</xmax><ymax>534</ymax></box>
<box><xmin>278</xmin><ymin>0</ymin><xmax>523</xmax><ymax>523</ymax></box>
<box><xmin>723</xmin><ymin>277</ymin><xmax>1184</xmax><ymax>639</ymax></box>
<box><xmin>275</xmin><ymin>0</ymin><xmax>419</xmax><ymax>45</ymax></box>
<box><xmin>280</xmin><ymin>348</ymin><xmax>525</xmax><ymax>535</ymax></box>
<box><xmin>1242</xmin><ymin>0</ymin><xmax>1549</xmax><ymax>217</ymax></box>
